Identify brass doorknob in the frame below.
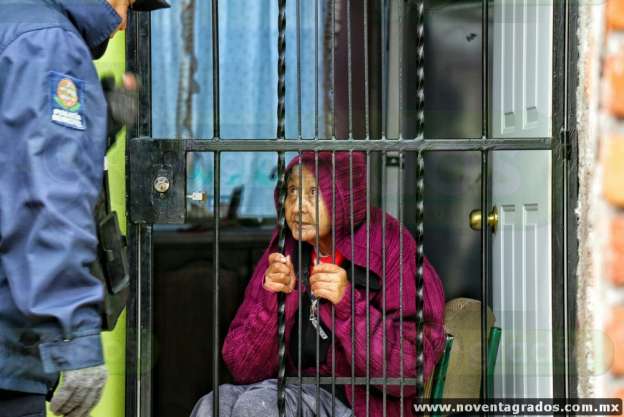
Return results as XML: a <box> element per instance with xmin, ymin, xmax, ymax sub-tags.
<box><xmin>469</xmin><ymin>207</ymin><xmax>499</xmax><ymax>233</ymax></box>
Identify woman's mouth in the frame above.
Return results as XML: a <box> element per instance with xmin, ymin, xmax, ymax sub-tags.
<box><xmin>292</xmin><ymin>223</ymin><xmax>315</xmax><ymax>229</ymax></box>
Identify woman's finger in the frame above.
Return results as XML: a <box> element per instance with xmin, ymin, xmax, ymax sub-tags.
<box><xmin>268</xmin><ymin>262</ymin><xmax>290</xmax><ymax>275</ymax></box>
<box><xmin>287</xmin><ymin>274</ymin><xmax>297</xmax><ymax>291</ymax></box>
<box><xmin>309</xmin><ymin>272</ymin><xmax>337</xmax><ymax>285</ymax></box>
<box><xmin>311</xmin><ymin>263</ymin><xmax>341</xmax><ymax>274</ymax></box>
<box><xmin>268</xmin><ymin>252</ymin><xmax>288</xmax><ymax>264</ymax></box>
<box><xmin>266</xmin><ymin>272</ymin><xmax>290</xmax><ymax>285</ymax></box>
<box><xmin>312</xmin><ymin>288</ymin><xmax>335</xmax><ymax>303</ymax></box>
<box><xmin>311</xmin><ymin>281</ymin><xmax>336</xmax><ymax>294</ymax></box>
<box><xmin>263</xmin><ymin>281</ymin><xmax>292</xmax><ymax>294</ymax></box>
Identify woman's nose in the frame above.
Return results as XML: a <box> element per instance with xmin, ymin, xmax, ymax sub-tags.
<box><xmin>292</xmin><ymin>195</ymin><xmax>312</xmax><ymax>214</ymax></box>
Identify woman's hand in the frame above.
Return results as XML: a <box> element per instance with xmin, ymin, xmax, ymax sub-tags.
<box><xmin>264</xmin><ymin>253</ymin><xmax>297</xmax><ymax>294</ymax></box>
<box><xmin>309</xmin><ymin>263</ymin><xmax>349</xmax><ymax>305</ymax></box>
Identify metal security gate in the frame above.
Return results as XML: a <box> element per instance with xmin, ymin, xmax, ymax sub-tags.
<box><xmin>124</xmin><ymin>0</ymin><xmax>579</xmax><ymax>416</ymax></box>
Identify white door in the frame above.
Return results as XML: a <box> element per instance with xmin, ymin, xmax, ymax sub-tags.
<box><xmin>491</xmin><ymin>0</ymin><xmax>553</xmax><ymax>399</ymax></box>
<box><xmin>491</xmin><ymin>151</ymin><xmax>553</xmax><ymax>399</ymax></box>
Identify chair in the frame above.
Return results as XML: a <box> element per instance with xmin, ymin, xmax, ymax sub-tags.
<box><xmin>425</xmin><ymin>298</ymin><xmax>502</xmax><ymax>415</ymax></box>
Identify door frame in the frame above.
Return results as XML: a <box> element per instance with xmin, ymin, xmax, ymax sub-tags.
<box><xmin>122</xmin><ymin>1</ymin><xmax>579</xmax><ymax>416</ymax></box>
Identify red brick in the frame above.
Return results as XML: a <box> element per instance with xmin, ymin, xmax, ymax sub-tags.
<box><xmin>609</xmin><ymin>262</ymin><xmax>624</xmax><ymax>287</ymax></box>
<box><xmin>610</xmin><ymin>216</ymin><xmax>624</xmax><ymax>286</ymax></box>
<box><xmin>606</xmin><ymin>307</ymin><xmax>624</xmax><ymax>376</ymax></box>
<box><xmin>608</xmin><ymin>0</ymin><xmax>624</xmax><ymax>31</ymax></box>
<box><xmin>603</xmin><ymin>136</ymin><xmax>624</xmax><ymax>207</ymax></box>
<box><xmin>604</xmin><ymin>54</ymin><xmax>624</xmax><ymax>118</ymax></box>
<box><xmin>612</xmin><ymin>388</ymin><xmax>624</xmax><ymax>416</ymax></box>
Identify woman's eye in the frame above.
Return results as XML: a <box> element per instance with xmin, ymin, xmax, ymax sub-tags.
<box><xmin>287</xmin><ymin>187</ymin><xmax>300</xmax><ymax>198</ymax></box>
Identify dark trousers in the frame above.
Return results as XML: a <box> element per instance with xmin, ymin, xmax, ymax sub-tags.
<box><xmin>0</xmin><ymin>390</ymin><xmax>46</xmax><ymax>417</ymax></box>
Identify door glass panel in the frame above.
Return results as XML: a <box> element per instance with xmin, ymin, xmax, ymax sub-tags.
<box><xmin>491</xmin><ymin>0</ymin><xmax>553</xmax><ymax>138</ymax></box>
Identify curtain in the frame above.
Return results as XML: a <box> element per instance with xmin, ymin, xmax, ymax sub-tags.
<box><xmin>151</xmin><ymin>0</ymin><xmax>325</xmax><ymax>218</ymax></box>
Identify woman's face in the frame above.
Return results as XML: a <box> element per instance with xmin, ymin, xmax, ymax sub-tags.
<box><xmin>284</xmin><ymin>165</ymin><xmax>332</xmax><ymax>251</ymax></box>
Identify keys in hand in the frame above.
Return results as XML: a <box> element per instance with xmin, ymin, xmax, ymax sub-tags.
<box><xmin>309</xmin><ymin>298</ymin><xmax>328</xmax><ymax>340</ymax></box>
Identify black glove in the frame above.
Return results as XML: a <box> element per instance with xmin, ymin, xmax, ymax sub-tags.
<box><xmin>101</xmin><ymin>74</ymin><xmax>139</xmax><ymax>151</ymax></box>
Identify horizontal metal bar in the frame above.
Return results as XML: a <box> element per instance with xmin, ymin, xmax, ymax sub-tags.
<box><xmin>285</xmin><ymin>377</ymin><xmax>421</xmax><ymax>385</ymax></box>
<box><xmin>132</xmin><ymin>137</ymin><xmax>553</xmax><ymax>152</ymax></box>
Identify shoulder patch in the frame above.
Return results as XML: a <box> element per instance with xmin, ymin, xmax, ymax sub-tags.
<box><xmin>49</xmin><ymin>72</ymin><xmax>86</xmax><ymax>130</ymax></box>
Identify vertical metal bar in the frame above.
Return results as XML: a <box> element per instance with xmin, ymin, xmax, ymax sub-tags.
<box><xmin>415</xmin><ymin>0</ymin><xmax>426</xmax><ymax>402</ymax></box>
<box><xmin>480</xmin><ymin>151</ymin><xmax>490</xmax><ymax>403</ymax></box>
<box><xmin>561</xmin><ymin>0</ymin><xmax>571</xmax><ymax>405</ymax></box>
<box><xmin>381</xmin><ymin>151</ymin><xmax>388</xmax><ymax>417</ymax></box>
<box><xmin>211</xmin><ymin>0</ymin><xmax>221</xmax><ymax>413</ymax></box>
<box><xmin>349</xmin><ymin>151</ymin><xmax>356</xmax><ymax>410</ymax></box>
<box><xmin>277</xmin><ymin>0</ymin><xmax>287</xmax><ymax>142</ymax></box>
<box><xmin>330</xmin><ymin>3</ymin><xmax>337</xmax><ymax>413</ymax></box>
<box><xmin>211</xmin><ymin>0</ymin><xmax>220</xmax><ymax>138</ymax></box>
<box><xmin>552</xmin><ymin>0</ymin><xmax>566</xmax><ymax>403</ymax></box>
<box><xmin>297</xmin><ymin>0</ymin><xmax>302</xmax><ymax>140</ymax></box>
<box><xmin>331</xmin><ymin>151</ymin><xmax>337</xmax><ymax>417</ymax></box>
<box><xmin>315</xmin><ymin>0</ymin><xmax>319</xmax><ymax>139</ymax></box>
<box><xmin>314</xmin><ymin>151</ymin><xmax>321</xmax><ymax>417</ymax></box>
<box><xmin>415</xmin><ymin>0</ymin><xmax>425</xmax><ymax>140</ymax></box>
<box><xmin>313</xmin><ymin>0</ymin><xmax>320</xmax><ymax>412</ymax></box>
<box><xmin>124</xmin><ymin>13</ymin><xmax>140</xmax><ymax>417</ymax></box>
<box><xmin>414</xmin><ymin>151</ymin><xmax>425</xmax><ymax>400</ymax></box>
<box><xmin>481</xmin><ymin>0</ymin><xmax>489</xmax><ymax>139</ymax></box>
<box><xmin>364</xmin><ymin>0</ymin><xmax>370</xmax><ymax>139</ymax></box>
<box><xmin>552</xmin><ymin>0</ymin><xmax>577</xmax><ymax>403</ymax></box>
<box><xmin>126</xmin><ymin>12</ymin><xmax>152</xmax><ymax>136</ymax></box>
<box><xmin>480</xmin><ymin>0</ymin><xmax>490</xmax><ymax>407</ymax></box>
<box><xmin>276</xmin><ymin>2</ymin><xmax>288</xmax><ymax>416</ymax></box>
<box><xmin>564</xmin><ymin>0</ymin><xmax>580</xmax><ymax>401</ymax></box>
<box><xmin>347</xmin><ymin>0</ymin><xmax>354</xmax><ymax>140</ymax></box>
<box><xmin>331</xmin><ymin>0</ymin><xmax>337</xmax><ymax>140</ymax></box>
<box><xmin>398</xmin><ymin>0</ymin><xmax>404</xmax><ymax>139</ymax></box>
<box><xmin>297</xmin><ymin>153</ymin><xmax>304</xmax><ymax>417</ymax></box>
<box><xmin>366</xmin><ymin>150</ymin><xmax>371</xmax><ymax>417</ymax></box>
<box><xmin>212</xmin><ymin>152</ymin><xmax>221</xmax><ymax>417</ymax></box>
<box><xmin>125</xmin><ymin>12</ymin><xmax>153</xmax><ymax>417</ymax></box>
<box><xmin>277</xmin><ymin>150</ymin><xmax>288</xmax><ymax>417</ymax></box>
<box><xmin>296</xmin><ymin>1</ymin><xmax>303</xmax><ymax>415</ymax></box>
<box><xmin>398</xmin><ymin>151</ymin><xmax>404</xmax><ymax>417</ymax></box>
<box><xmin>381</xmin><ymin>0</ymin><xmax>387</xmax><ymax>140</ymax></box>
<box><xmin>178</xmin><ymin>0</ymin><xmax>196</xmax><ymax>140</ymax></box>
<box><xmin>137</xmin><ymin>225</ymin><xmax>154</xmax><ymax>417</ymax></box>
<box><xmin>397</xmin><ymin>1</ymin><xmax>405</xmax><ymax>407</ymax></box>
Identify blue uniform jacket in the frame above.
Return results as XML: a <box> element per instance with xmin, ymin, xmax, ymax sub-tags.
<box><xmin>0</xmin><ymin>0</ymin><xmax>120</xmax><ymax>395</ymax></box>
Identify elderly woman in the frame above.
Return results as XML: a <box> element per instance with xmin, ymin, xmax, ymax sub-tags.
<box><xmin>191</xmin><ymin>152</ymin><xmax>445</xmax><ymax>417</ymax></box>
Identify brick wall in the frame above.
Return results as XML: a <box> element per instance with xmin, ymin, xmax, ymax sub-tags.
<box><xmin>600</xmin><ymin>0</ymin><xmax>624</xmax><ymax>407</ymax></box>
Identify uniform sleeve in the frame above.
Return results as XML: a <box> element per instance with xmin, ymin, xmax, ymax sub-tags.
<box><xmin>0</xmin><ymin>27</ymin><xmax>108</xmax><ymax>373</ymax></box>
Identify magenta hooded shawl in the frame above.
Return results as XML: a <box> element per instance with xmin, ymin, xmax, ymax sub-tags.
<box><xmin>222</xmin><ymin>152</ymin><xmax>446</xmax><ymax>417</ymax></box>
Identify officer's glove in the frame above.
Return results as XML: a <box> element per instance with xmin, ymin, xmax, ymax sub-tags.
<box><xmin>50</xmin><ymin>365</ymin><xmax>107</xmax><ymax>417</ymax></box>
<box><xmin>101</xmin><ymin>72</ymin><xmax>139</xmax><ymax>151</ymax></box>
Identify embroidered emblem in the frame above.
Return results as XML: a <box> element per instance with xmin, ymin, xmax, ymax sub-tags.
<box><xmin>55</xmin><ymin>79</ymin><xmax>80</xmax><ymax>111</ymax></box>
<box><xmin>50</xmin><ymin>72</ymin><xmax>86</xmax><ymax>130</ymax></box>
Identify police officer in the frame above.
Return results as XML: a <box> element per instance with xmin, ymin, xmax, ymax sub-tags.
<box><xmin>0</xmin><ymin>1</ymin><xmax>169</xmax><ymax>416</ymax></box>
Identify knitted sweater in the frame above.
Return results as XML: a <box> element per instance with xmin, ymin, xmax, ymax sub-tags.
<box><xmin>222</xmin><ymin>152</ymin><xmax>446</xmax><ymax>417</ymax></box>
